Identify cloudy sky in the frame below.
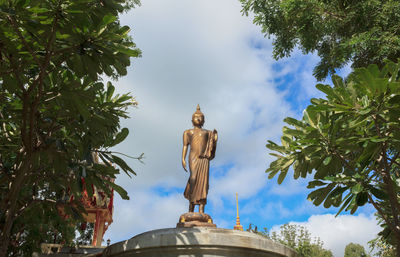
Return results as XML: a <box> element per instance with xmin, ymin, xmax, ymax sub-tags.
<box><xmin>103</xmin><ymin>1</ymin><xmax>380</xmax><ymax>256</ymax></box>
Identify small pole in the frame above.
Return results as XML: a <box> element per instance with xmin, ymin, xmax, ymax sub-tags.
<box><xmin>233</xmin><ymin>193</ymin><xmax>243</xmax><ymax>231</ymax></box>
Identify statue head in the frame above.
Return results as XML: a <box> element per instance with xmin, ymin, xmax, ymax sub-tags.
<box><xmin>192</xmin><ymin>104</ymin><xmax>204</xmax><ymax>127</ymax></box>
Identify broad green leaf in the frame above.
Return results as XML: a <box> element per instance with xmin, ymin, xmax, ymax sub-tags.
<box><xmin>356</xmin><ymin>192</ymin><xmax>368</xmax><ymax>206</ymax></box>
<box><xmin>104</xmin><ymin>180</ymin><xmax>129</xmax><ymax>200</ymax></box>
<box><xmin>284</xmin><ymin>117</ymin><xmax>306</xmax><ymax>128</ymax></box>
<box><xmin>283</xmin><ymin>127</ymin><xmax>304</xmax><ymax>137</ymax></box>
<box><xmin>280</xmin><ymin>157</ymin><xmax>295</xmax><ymax>170</ymax></box>
<box><xmin>119</xmin><ymin>26</ymin><xmax>131</xmax><ymax>36</ymax></box>
<box><xmin>102</xmin><ymin>14</ymin><xmax>117</xmax><ymax>26</ymax></box>
<box><xmin>109</xmin><ymin>128</ymin><xmax>129</xmax><ymax>147</ymax></box>
<box><xmin>351</xmin><ymin>183</ymin><xmax>363</xmax><ymax>194</ymax></box>
<box><xmin>331</xmin><ymin>74</ymin><xmax>344</xmax><ymax>88</ymax></box>
<box><xmin>323</xmin><ymin>156</ymin><xmax>332</xmax><ymax>166</ymax></box>
<box><xmin>335</xmin><ymin>193</ymin><xmax>353</xmax><ymax>217</ymax></box>
<box><xmin>307</xmin><ymin>183</ymin><xmax>334</xmax><ymax>206</ymax></box>
<box><xmin>323</xmin><ymin>194</ymin><xmax>333</xmax><ymax>208</ymax></box>
<box><xmin>314</xmin><ymin>163</ymin><xmax>329</xmax><ymax>179</ymax></box>
<box><xmin>267</xmin><ymin>167</ymin><xmax>280</xmax><ymax>179</ymax></box>
<box><xmin>106</xmin><ymin>82</ymin><xmax>115</xmax><ymax>101</ymax></box>
<box><xmin>367</xmin><ymin>64</ymin><xmax>380</xmax><ymax>78</ymax></box>
<box><xmin>281</xmin><ymin>136</ymin><xmax>291</xmax><ymax>147</ymax></box>
<box><xmin>316</xmin><ymin>84</ymin><xmax>341</xmax><ymax>101</ymax></box>
<box><xmin>374</xmin><ymin>78</ymin><xmax>388</xmax><ymax>94</ymax></box>
<box><xmin>116</xmin><ymin>46</ymin><xmax>141</xmax><ymax>57</ymax></box>
<box><xmin>28</xmin><ymin>7</ymin><xmax>49</xmax><ymax>13</ymax></box>
<box><xmin>350</xmin><ymin>202</ymin><xmax>359</xmax><ymax>214</ymax></box>
<box><xmin>71</xmin><ymin>96</ymin><xmax>90</xmax><ymax>120</ymax></box>
<box><xmin>266</xmin><ymin>140</ymin><xmax>287</xmax><ymax>153</ymax></box>
<box><xmin>277</xmin><ymin>168</ymin><xmax>288</xmax><ymax>184</ymax></box>
<box><xmin>293</xmin><ymin>161</ymin><xmax>301</xmax><ymax>179</ymax></box>
<box><xmin>111</xmin><ymin>154</ymin><xmax>136</xmax><ymax>177</ymax></box>
<box><xmin>303</xmin><ymin>107</ymin><xmax>319</xmax><ymax>128</ymax></box>
<box><xmin>307</xmin><ymin>180</ymin><xmax>326</xmax><ymax>189</ymax></box>
<box><xmin>388</xmin><ymin>81</ymin><xmax>400</xmax><ymax>93</ymax></box>
<box><xmin>370</xmin><ymin>188</ymin><xmax>387</xmax><ymax>200</ymax></box>
<box><xmin>326</xmin><ymin>186</ymin><xmax>347</xmax><ymax>208</ymax></box>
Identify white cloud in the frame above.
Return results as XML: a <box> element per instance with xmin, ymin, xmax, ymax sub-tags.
<box><xmin>109</xmin><ymin>0</ymin><xmax>293</xmax><ymax>215</ymax></box>
<box><xmin>100</xmin><ymin>0</ymin><xmax>296</xmax><ymax>243</ymax></box>
<box><xmin>271</xmin><ymin>214</ymin><xmax>380</xmax><ymax>257</ymax></box>
<box><xmin>105</xmin><ymin>188</ymin><xmax>187</xmax><ymax>243</ymax></box>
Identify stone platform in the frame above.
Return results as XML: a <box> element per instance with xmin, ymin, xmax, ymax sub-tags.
<box><xmin>102</xmin><ymin>227</ymin><xmax>298</xmax><ymax>257</ymax></box>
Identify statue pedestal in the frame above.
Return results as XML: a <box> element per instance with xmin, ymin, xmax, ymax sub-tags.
<box><xmin>176</xmin><ymin>212</ymin><xmax>216</xmax><ymax>228</ymax></box>
<box><xmin>103</xmin><ymin>227</ymin><xmax>299</xmax><ymax>257</ymax></box>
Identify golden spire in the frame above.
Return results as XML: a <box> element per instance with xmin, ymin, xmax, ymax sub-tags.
<box><xmin>233</xmin><ymin>193</ymin><xmax>243</xmax><ymax>231</ymax></box>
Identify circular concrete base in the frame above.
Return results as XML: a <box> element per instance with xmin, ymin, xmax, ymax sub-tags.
<box><xmin>103</xmin><ymin>227</ymin><xmax>298</xmax><ymax>257</ymax></box>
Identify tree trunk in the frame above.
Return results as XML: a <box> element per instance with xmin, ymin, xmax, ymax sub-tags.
<box><xmin>0</xmin><ymin>161</ymin><xmax>29</xmax><ymax>257</ymax></box>
<box><xmin>397</xmin><ymin>239</ymin><xmax>400</xmax><ymax>257</ymax></box>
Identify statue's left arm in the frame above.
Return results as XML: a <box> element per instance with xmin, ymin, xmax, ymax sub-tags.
<box><xmin>203</xmin><ymin>129</ymin><xmax>217</xmax><ymax>160</ymax></box>
<box><xmin>213</xmin><ymin>129</ymin><xmax>218</xmax><ymax>142</ymax></box>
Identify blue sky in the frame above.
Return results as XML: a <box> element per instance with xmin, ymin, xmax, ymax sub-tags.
<box><xmin>103</xmin><ymin>1</ymin><xmax>380</xmax><ymax>256</ymax></box>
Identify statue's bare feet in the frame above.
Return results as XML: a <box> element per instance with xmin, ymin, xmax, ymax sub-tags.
<box><xmin>189</xmin><ymin>203</ymin><xmax>195</xmax><ymax>212</ymax></box>
<box><xmin>199</xmin><ymin>204</ymin><xmax>205</xmax><ymax>213</ymax></box>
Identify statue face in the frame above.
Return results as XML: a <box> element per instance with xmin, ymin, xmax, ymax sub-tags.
<box><xmin>192</xmin><ymin>114</ymin><xmax>204</xmax><ymax>127</ymax></box>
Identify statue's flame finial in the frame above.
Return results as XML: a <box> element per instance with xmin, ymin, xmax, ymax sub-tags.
<box><xmin>193</xmin><ymin>104</ymin><xmax>204</xmax><ymax>117</ymax></box>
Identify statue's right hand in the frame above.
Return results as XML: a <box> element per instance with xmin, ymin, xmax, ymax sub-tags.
<box><xmin>182</xmin><ymin>159</ymin><xmax>188</xmax><ymax>172</ymax></box>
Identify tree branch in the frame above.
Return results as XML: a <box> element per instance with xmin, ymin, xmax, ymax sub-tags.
<box><xmin>368</xmin><ymin>194</ymin><xmax>400</xmax><ymax>237</ymax></box>
<box><xmin>389</xmin><ymin>152</ymin><xmax>400</xmax><ymax>169</ymax></box>
<box><xmin>28</xmin><ymin>4</ymin><xmax>60</xmax><ymax>95</ymax></box>
<box><xmin>96</xmin><ymin>150</ymin><xmax>144</xmax><ymax>161</ymax></box>
<box><xmin>7</xmin><ymin>15</ymin><xmax>42</xmax><ymax>69</ymax></box>
<box><xmin>16</xmin><ymin>198</ymin><xmax>57</xmax><ymax>218</ymax></box>
<box><xmin>0</xmin><ymin>111</ymin><xmax>12</xmax><ymax>142</ymax></box>
<box><xmin>3</xmin><ymin>53</ymin><xmax>25</xmax><ymax>94</ymax></box>
<box><xmin>373</xmin><ymin>115</ymin><xmax>400</xmax><ymax>240</ymax></box>
<box><xmin>28</xmin><ymin>3</ymin><xmax>61</xmax><ymax>153</ymax></box>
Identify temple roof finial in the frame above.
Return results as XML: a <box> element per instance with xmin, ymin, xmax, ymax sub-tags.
<box><xmin>234</xmin><ymin>193</ymin><xmax>243</xmax><ymax>231</ymax></box>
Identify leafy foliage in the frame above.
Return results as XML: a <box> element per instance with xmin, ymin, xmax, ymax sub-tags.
<box><xmin>344</xmin><ymin>243</ymin><xmax>369</xmax><ymax>257</ymax></box>
<box><xmin>257</xmin><ymin>224</ymin><xmax>333</xmax><ymax>257</ymax></box>
<box><xmin>75</xmin><ymin>222</ymin><xmax>95</xmax><ymax>246</ymax></box>
<box><xmin>265</xmin><ymin>61</ymin><xmax>400</xmax><ymax>251</ymax></box>
<box><xmin>0</xmin><ymin>0</ymin><xmax>141</xmax><ymax>255</ymax></box>
<box><xmin>240</xmin><ymin>0</ymin><xmax>400</xmax><ymax>80</ymax></box>
<box><xmin>6</xmin><ymin>202</ymin><xmax>76</xmax><ymax>257</ymax></box>
<box><xmin>369</xmin><ymin>232</ymin><xmax>396</xmax><ymax>257</ymax></box>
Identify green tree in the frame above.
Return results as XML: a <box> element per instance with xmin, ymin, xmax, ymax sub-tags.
<box><xmin>264</xmin><ymin>61</ymin><xmax>400</xmax><ymax>255</ymax></box>
<box><xmin>259</xmin><ymin>224</ymin><xmax>333</xmax><ymax>257</ymax></box>
<box><xmin>369</xmin><ymin>233</ymin><xmax>396</xmax><ymax>257</ymax></box>
<box><xmin>0</xmin><ymin>0</ymin><xmax>141</xmax><ymax>256</ymax></box>
<box><xmin>240</xmin><ymin>0</ymin><xmax>400</xmax><ymax>80</ymax></box>
<box><xmin>344</xmin><ymin>243</ymin><xmax>369</xmax><ymax>257</ymax></box>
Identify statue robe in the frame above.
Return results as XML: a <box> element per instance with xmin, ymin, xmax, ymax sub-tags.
<box><xmin>184</xmin><ymin>130</ymin><xmax>217</xmax><ymax>204</ymax></box>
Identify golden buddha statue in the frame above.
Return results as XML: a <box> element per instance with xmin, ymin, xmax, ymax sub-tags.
<box><xmin>182</xmin><ymin>105</ymin><xmax>218</xmax><ymax>214</ymax></box>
